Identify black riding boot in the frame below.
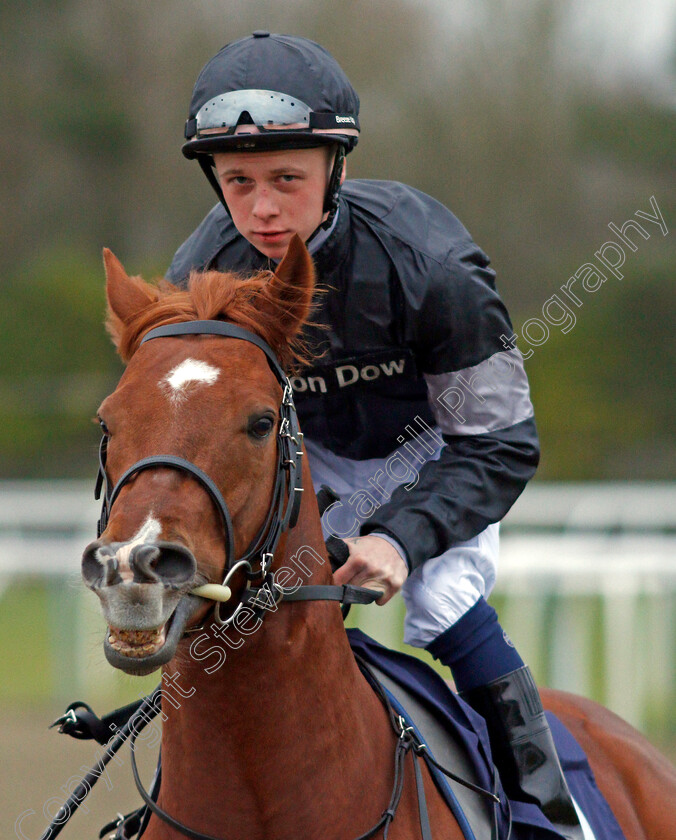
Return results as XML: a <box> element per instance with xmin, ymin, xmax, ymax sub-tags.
<box><xmin>461</xmin><ymin>666</ymin><xmax>584</xmax><ymax>840</ymax></box>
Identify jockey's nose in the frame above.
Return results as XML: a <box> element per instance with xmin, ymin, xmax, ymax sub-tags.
<box><xmin>82</xmin><ymin>540</ymin><xmax>197</xmax><ymax>589</ymax></box>
<box><xmin>252</xmin><ymin>189</ymin><xmax>279</xmax><ymax>220</ymax></box>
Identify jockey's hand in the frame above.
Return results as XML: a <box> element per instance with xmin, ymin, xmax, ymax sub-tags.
<box><xmin>332</xmin><ymin>535</ymin><xmax>408</xmax><ymax>605</ymax></box>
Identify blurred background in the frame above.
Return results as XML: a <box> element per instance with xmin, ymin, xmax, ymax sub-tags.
<box><xmin>1</xmin><ymin>1</ymin><xmax>674</xmax><ymax>836</ymax></box>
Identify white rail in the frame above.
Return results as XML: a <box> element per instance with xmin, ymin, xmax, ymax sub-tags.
<box><xmin>1</xmin><ymin>481</ymin><xmax>674</xmax><ymax>733</ymax></box>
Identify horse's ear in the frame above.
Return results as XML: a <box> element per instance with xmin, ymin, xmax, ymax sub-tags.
<box><xmin>103</xmin><ymin>248</ymin><xmax>157</xmax><ymax>348</ymax></box>
<box><xmin>261</xmin><ymin>235</ymin><xmax>315</xmax><ymax>340</ymax></box>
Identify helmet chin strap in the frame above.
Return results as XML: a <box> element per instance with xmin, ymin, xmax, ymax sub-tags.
<box><xmin>322</xmin><ymin>145</ymin><xmax>346</xmax><ymax>216</ymax></box>
<box><xmin>198</xmin><ymin>145</ymin><xmax>346</xmax><ymax>250</ymax></box>
<box><xmin>199</xmin><ymin>156</ymin><xmax>230</xmax><ymax>212</ymax></box>
<box><xmin>306</xmin><ymin>144</ymin><xmax>345</xmax><ymax>244</ymax></box>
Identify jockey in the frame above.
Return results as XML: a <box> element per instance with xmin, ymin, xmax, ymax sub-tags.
<box><xmin>167</xmin><ymin>32</ymin><xmax>582</xmax><ymax>840</ymax></box>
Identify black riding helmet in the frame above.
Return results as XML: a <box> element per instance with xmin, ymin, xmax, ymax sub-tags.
<box><xmin>183</xmin><ymin>32</ymin><xmax>360</xmax><ymax>224</ymax></box>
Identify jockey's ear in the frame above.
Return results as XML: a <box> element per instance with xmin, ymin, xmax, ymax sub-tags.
<box><xmin>262</xmin><ymin>234</ymin><xmax>316</xmax><ymax>341</ymax></box>
<box><xmin>103</xmin><ymin>248</ymin><xmax>157</xmax><ymax>347</ymax></box>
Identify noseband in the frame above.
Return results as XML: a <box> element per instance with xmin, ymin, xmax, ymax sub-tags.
<box><xmin>95</xmin><ymin>320</ymin><xmax>304</xmax><ymax>608</ymax></box>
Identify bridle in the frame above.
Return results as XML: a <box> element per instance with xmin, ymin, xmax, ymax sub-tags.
<box><xmin>97</xmin><ymin>318</ymin><xmax>303</xmax><ymax>571</ymax></box>
<box><xmin>94</xmin><ymin>319</ymin><xmax>379</xmax><ymax>627</ymax></box>
<box><xmin>95</xmin><ymin>318</ymin><xmax>304</xmax><ymax>630</ymax></box>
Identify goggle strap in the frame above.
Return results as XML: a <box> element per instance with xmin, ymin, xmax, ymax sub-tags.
<box><xmin>309</xmin><ymin>113</ymin><xmax>359</xmax><ymax>131</ymax></box>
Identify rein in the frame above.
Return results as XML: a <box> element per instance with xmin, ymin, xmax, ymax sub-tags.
<box><xmin>46</xmin><ymin>661</ymin><xmax>503</xmax><ymax>840</ymax></box>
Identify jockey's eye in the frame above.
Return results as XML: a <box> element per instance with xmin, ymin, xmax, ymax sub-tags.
<box><xmin>248</xmin><ymin>415</ymin><xmax>275</xmax><ymax>440</ymax></box>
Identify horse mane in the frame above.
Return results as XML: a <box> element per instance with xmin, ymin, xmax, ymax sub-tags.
<box><xmin>107</xmin><ymin>268</ymin><xmax>321</xmax><ymax>369</ymax></box>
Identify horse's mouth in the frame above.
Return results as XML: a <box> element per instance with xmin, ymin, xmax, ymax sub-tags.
<box><xmin>103</xmin><ymin>594</ymin><xmax>202</xmax><ymax>675</ymax></box>
<box><xmin>108</xmin><ymin>624</ymin><xmax>167</xmax><ymax>658</ymax></box>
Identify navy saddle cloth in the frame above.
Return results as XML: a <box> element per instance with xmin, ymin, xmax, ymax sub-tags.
<box><xmin>348</xmin><ymin>628</ymin><xmax>627</xmax><ymax>840</ymax></box>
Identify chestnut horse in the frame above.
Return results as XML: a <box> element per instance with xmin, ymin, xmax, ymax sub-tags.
<box><xmin>83</xmin><ymin>238</ymin><xmax>675</xmax><ymax>840</ymax></box>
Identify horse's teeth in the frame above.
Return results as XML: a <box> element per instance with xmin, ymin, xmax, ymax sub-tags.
<box><xmin>108</xmin><ymin>625</ymin><xmax>164</xmax><ymax>656</ymax></box>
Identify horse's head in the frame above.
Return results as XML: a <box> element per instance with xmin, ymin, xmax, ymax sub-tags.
<box><xmin>82</xmin><ymin>236</ymin><xmax>316</xmax><ymax>675</ymax></box>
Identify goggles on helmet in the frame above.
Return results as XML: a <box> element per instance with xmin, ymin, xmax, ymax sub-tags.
<box><xmin>185</xmin><ymin>88</ymin><xmax>359</xmax><ymax>146</ymax></box>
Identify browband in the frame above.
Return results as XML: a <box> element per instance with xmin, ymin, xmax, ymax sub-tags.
<box><xmin>140</xmin><ymin>321</ymin><xmax>287</xmax><ymax>383</ymax></box>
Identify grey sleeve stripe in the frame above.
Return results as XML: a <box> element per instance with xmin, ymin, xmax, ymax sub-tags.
<box><xmin>424</xmin><ymin>348</ymin><xmax>534</xmax><ymax>436</ymax></box>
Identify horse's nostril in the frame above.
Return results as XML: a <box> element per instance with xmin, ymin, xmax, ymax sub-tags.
<box><xmin>131</xmin><ymin>541</ymin><xmax>197</xmax><ymax>587</ymax></box>
<box><xmin>130</xmin><ymin>544</ymin><xmax>162</xmax><ymax>583</ymax></box>
<box><xmin>82</xmin><ymin>541</ymin><xmax>114</xmax><ymax>588</ymax></box>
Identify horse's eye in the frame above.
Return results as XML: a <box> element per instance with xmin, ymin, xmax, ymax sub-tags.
<box><xmin>98</xmin><ymin>417</ymin><xmax>110</xmax><ymax>436</ymax></box>
<box><xmin>249</xmin><ymin>416</ymin><xmax>275</xmax><ymax>439</ymax></box>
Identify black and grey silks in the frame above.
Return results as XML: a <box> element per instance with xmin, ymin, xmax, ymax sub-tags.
<box><xmin>167</xmin><ymin>180</ymin><xmax>540</xmax><ymax>572</ymax></box>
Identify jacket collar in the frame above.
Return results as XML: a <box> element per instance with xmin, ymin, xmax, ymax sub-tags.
<box><xmin>311</xmin><ymin>196</ymin><xmax>351</xmax><ymax>278</ymax></box>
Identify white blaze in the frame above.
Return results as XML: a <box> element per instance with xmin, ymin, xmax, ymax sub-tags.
<box><xmin>163</xmin><ymin>358</ymin><xmax>219</xmax><ymax>399</ymax></box>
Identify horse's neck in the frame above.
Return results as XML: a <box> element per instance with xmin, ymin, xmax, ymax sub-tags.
<box><xmin>156</xmin><ymin>460</ymin><xmax>396</xmax><ymax>838</ymax></box>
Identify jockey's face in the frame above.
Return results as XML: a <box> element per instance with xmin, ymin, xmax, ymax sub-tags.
<box><xmin>214</xmin><ymin>146</ymin><xmax>335</xmax><ymax>261</ymax></box>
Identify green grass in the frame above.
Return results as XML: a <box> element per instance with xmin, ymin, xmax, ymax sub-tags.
<box><xmin>0</xmin><ymin>579</ymin><xmax>52</xmax><ymax>700</ymax></box>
